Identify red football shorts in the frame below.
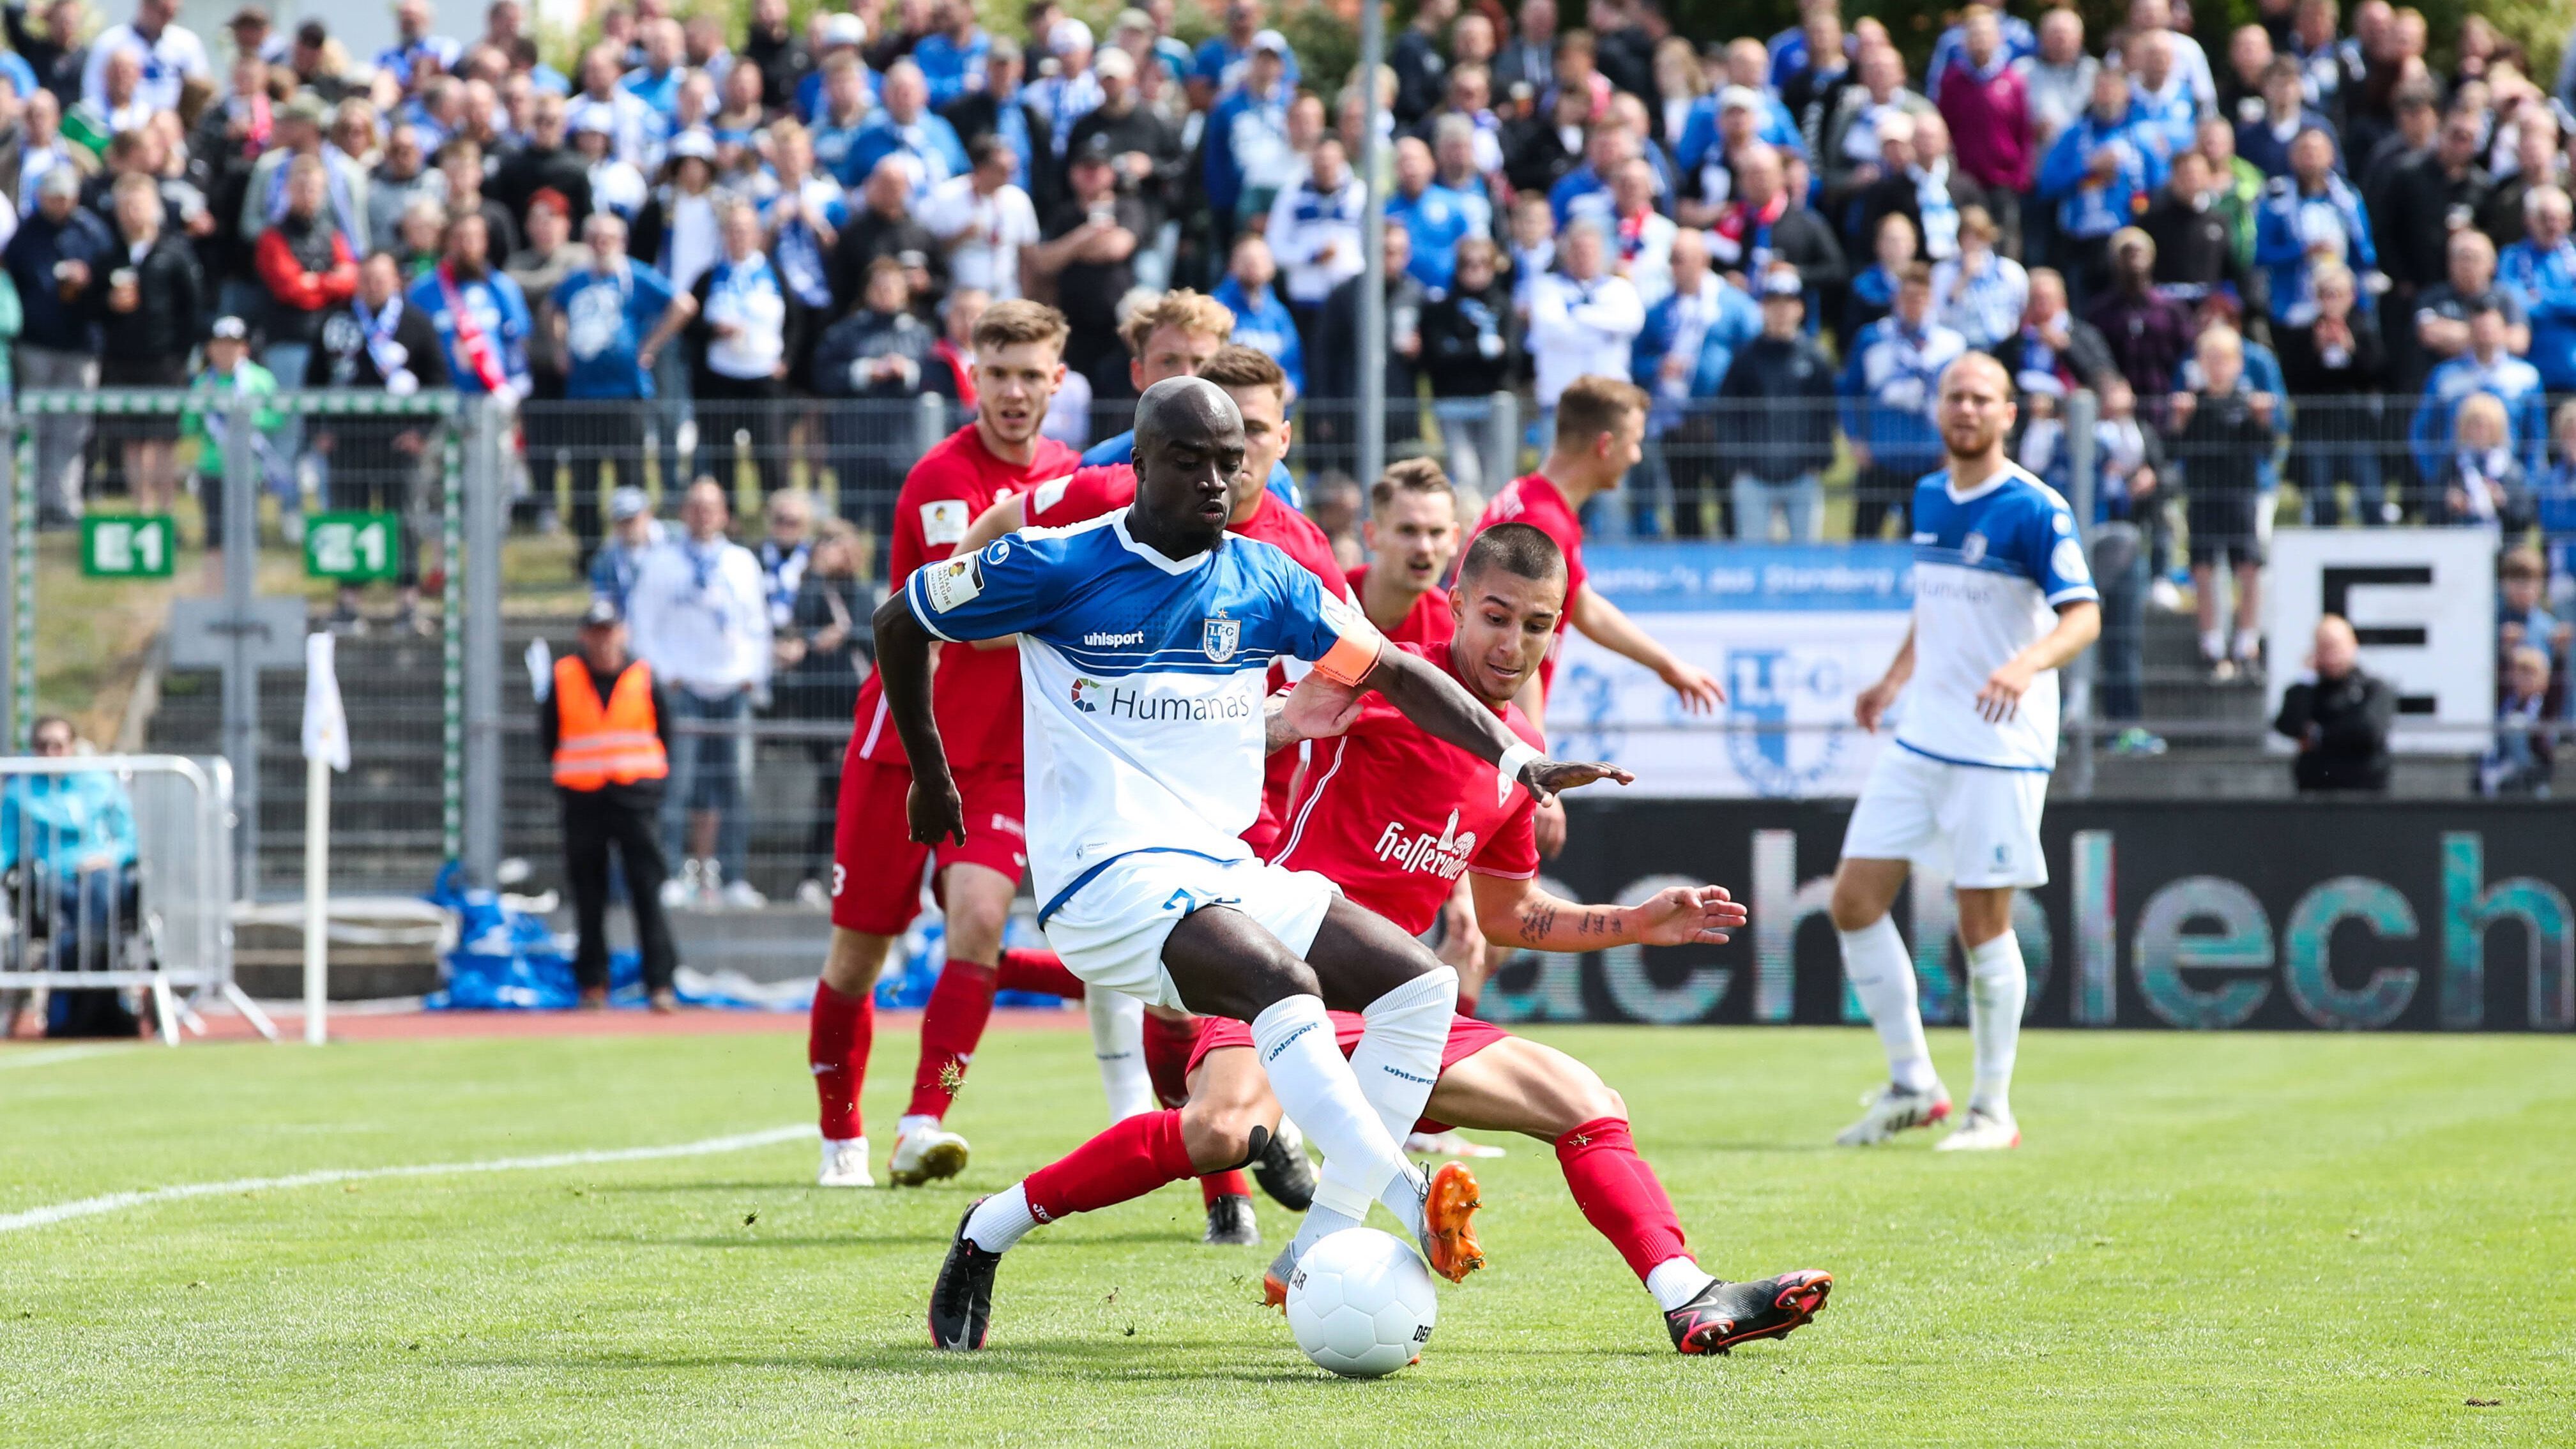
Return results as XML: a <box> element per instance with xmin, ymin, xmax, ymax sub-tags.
<box><xmin>1186</xmin><ymin>1011</ymin><xmax>1509</xmax><ymax>1134</ymax></box>
<box><xmin>830</xmin><ymin>755</ymin><xmax>1028</xmax><ymax>935</ymax></box>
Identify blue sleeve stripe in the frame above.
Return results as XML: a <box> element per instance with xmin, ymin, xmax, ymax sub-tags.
<box><xmin>2045</xmin><ymin>584</ymin><xmax>2101</xmax><ymax>605</ymax></box>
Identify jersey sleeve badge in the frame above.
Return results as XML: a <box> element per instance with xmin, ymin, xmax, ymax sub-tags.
<box><xmin>920</xmin><ymin>499</ymin><xmax>970</xmax><ymax>547</ymax></box>
<box><xmin>922</xmin><ymin>553</ymin><xmax>984</xmax><ymax>612</ymax></box>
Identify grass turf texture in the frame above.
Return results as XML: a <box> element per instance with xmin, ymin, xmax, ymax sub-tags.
<box><xmin>3</xmin><ymin>1025</ymin><xmax>2567</xmax><ymax>1446</ymax></box>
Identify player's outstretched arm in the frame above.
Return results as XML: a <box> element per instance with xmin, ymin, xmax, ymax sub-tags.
<box><xmin>1360</xmin><ymin>646</ymin><xmax>1634</xmax><ymax>804</ymax></box>
<box><xmin>1977</xmin><ymin>600</ymin><xmax>2102</xmax><ymax>723</ymax></box>
<box><xmin>870</xmin><ymin>593</ymin><xmax>966</xmax><ymax>846</ymax></box>
<box><xmin>1569</xmin><ymin>584</ymin><xmax>1726</xmax><ymax>711</ymax></box>
<box><xmin>1471</xmin><ymin>874</ymin><xmax>1746</xmax><ymax>952</ymax></box>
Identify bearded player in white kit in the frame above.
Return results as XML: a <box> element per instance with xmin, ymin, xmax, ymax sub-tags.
<box><xmin>1829</xmin><ymin>353</ymin><xmax>2101</xmax><ymax>1152</ymax></box>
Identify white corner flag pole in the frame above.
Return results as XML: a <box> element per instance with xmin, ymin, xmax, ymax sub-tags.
<box><xmin>301</xmin><ymin>632</ymin><xmax>351</xmax><ymax>1045</ymax></box>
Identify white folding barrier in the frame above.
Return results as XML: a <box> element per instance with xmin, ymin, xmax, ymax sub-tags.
<box><xmin>0</xmin><ymin>754</ymin><xmax>273</xmax><ymax>1045</ymax></box>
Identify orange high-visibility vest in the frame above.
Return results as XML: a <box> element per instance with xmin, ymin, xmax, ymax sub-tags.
<box><xmin>552</xmin><ymin>656</ymin><xmax>669</xmax><ymax>789</ymax></box>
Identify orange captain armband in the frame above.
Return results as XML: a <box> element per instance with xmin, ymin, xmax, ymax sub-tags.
<box><xmin>1310</xmin><ymin>618</ymin><xmax>1385</xmax><ymax>688</ymax></box>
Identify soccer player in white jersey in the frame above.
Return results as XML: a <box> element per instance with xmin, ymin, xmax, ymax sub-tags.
<box><xmin>1829</xmin><ymin>353</ymin><xmax>2101</xmax><ymax>1152</ymax></box>
<box><xmin>874</xmin><ymin>377</ymin><xmax>1632</xmax><ymax>1350</ymax></box>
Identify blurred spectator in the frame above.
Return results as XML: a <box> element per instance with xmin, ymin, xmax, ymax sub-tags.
<box><xmin>2410</xmin><ymin>228</ymin><xmax>2524</xmax><ymax>390</ymax></box>
<box><xmin>2167</xmin><ymin>325</ymin><xmax>2275</xmax><ymax>676</ymax></box>
<box><xmin>1839</xmin><ymin>261</ymin><xmax>1963</xmax><ymax>537</ymax></box>
<box><xmin>689</xmin><ymin>199</ymin><xmax>801</xmax><ymax>499</ymax></box>
<box><xmin>551</xmin><ymin>211</ymin><xmax>690</xmax><ymax>561</ymax></box>
<box><xmin>2123</xmin><ymin>31</ymin><xmax>2197</xmax><ymax>159</ymax></box>
<box><xmin>6</xmin><ymin>166</ymin><xmax>109</xmax><ymax>526</ymax></box>
<box><xmin>775</xmin><ymin>517</ymin><xmax>870</xmax><ymax>902</ymax></box>
<box><xmin>1200</xmin><ymin>30</ymin><xmax>1292</xmax><ymax>238</ymax></box>
<box><xmin>1633</xmin><ymin>229</ymin><xmax>1755</xmax><ymax>533</ymax></box>
<box><xmin>1817</xmin><ymin>42</ymin><xmax>1931</xmax><ymax>209</ymax></box>
<box><xmin>367</xmin><ymin>126</ymin><xmax>441</xmax><ymax>252</ymax></box>
<box><xmin>494</xmin><ymin>91</ymin><xmax>593</xmax><ymax>231</ymax></box>
<box><xmin>2234</xmin><ymin>56</ymin><xmax>2337</xmax><ymax>178</ymax></box>
<box><xmin>1718</xmin><ymin>268</ymin><xmax>1834</xmax><ymax>541</ymax></box>
<box><xmin>589</xmin><ymin>486</ymin><xmax>666</xmax><ymax>612</ymax></box>
<box><xmin>814</xmin><ymin>256</ymin><xmax>934</xmax><ymax>530</ymax></box>
<box><xmin>1314</xmin><ymin>222</ymin><xmax>1426</xmax><ymax>471</ymax></box>
<box><xmin>1602</xmin><ymin>156</ymin><xmax>1672</xmax><ymax>305</ymax></box>
<box><xmin>2036</xmin><ymin>64</ymin><xmax>2169</xmax><ymax>304</ymax></box>
<box><xmin>7</xmin><ymin>0</ymin><xmax>88</xmax><ymax>109</ymax></box>
<box><xmin>2495</xmin><ymin>185</ymin><xmax>2576</xmax><ymax>394</ymax></box>
<box><xmin>178</xmin><ymin>315</ymin><xmax>283</xmax><ymax>550</ymax></box>
<box><xmin>2255</xmin><ymin>126</ymin><xmax>2374</xmax><ymax>328</ymax></box>
<box><xmin>831</xmin><ymin>157</ymin><xmax>947</xmax><ymax>316</ymax></box>
<box><xmin>2276</xmin><ymin>259</ymin><xmax>2388</xmax><ymax>523</ymax></box>
<box><xmin>755</xmin><ymin>485</ymin><xmax>814</xmax><ymax>633</ymax></box>
<box><xmin>2274</xmin><ymin>614</ymin><xmax>2393</xmax><ymax>793</ymax></box>
<box><xmin>309</xmin><ymin>252</ymin><xmax>449</xmax><ymax>630</ymax></box>
<box><xmin>1210</xmin><ymin>232</ymin><xmax>1303</xmax><ymax>400</ymax></box>
<box><xmin>1421</xmin><ymin>233</ymin><xmax>1517</xmax><ymax>494</ymax></box>
<box><xmin>2015</xmin><ymin>6</ymin><xmax>2098</xmax><ymax>157</ymax></box>
<box><xmin>2476</xmin><ymin>643</ymin><xmax>2558</xmax><ymax>796</ymax></box>
<box><xmin>1705</xmin><ymin>142</ymin><xmax>1841</xmax><ymax>318</ymax></box>
<box><xmin>506</xmin><ymin>192</ymin><xmax>588</xmax><ymax>461</ymax></box>
<box><xmin>1025</xmin><ymin>18</ymin><xmax>1102</xmax><ymax>159</ymax></box>
<box><xmin>1994</xmin><ymin>266</ymin><xmax>2116</xmax><ymax>398</ymax></box>
<box><xmin>1063</xmin><ymin>48</ymin><xmax>1177</xmax><ymax>260</ymax></box>
<box><xmin>2478</xmin><ymin>110</ymin><xmax>2562</xmax><ymax>250</ymax></box>
<box><xmin>1930</xmin><ymin>204</ymin><xmax>2025</xmax><ymax>349</ymax></box>
<box><xmin>2430</xmin><ymin>392</ymin><xmax>2533</xmax><ymax>530</ymax></box>
<box><xmin>1936</xmin><ymin>6</ymin><xmax>2034</xmax><ymax>254</ymax></box>
<box><xmin>96</xmin><ymin>171</ymin><xmax>198</xmax><ymax>518</ymax></box>
<box><xmin>918</xmin><ymin>133</ymin><xmax>1035</xmax><ymax>301</ymax></box>
<box><xmin>2377</xmin><ymin>105</ymin><xmax>2489</xmax><ymax>315</ymax></box>
<box><xmin>1528</xmin><ymin>216</ymin><xmax>1641</xmax><ymax>415</ymax></box>
<box><xmin>1843</xmin><ymin>211</ymin><xmax>1915</xmax><ymax>344</ymax></box>
<box><xmin>1854</xmin><ymin>111</ymin><xmax>1989</xmax><ymax>266</ymax></box>
<box><xmin>1267</xmin><ymin>131</ymin><xmax>1366</xmax><ymax>358</ymax></box>
<box><xmin>2497</xmin><ymin>543</ymin><xmax>2570</xmax><ymax>667</ymax></box>
<box><xmin>922</xmin><ymin>284</ymin><xmax>984</xmax><ymax>406</ymax></box>
<box><xmin>625</xmin><ymin>476</ymin><xmax>770</xmax><ymax>909</ymax></box>
<box><xmin>851</xmin><ymin>59</ymin><xmax>970</xmax><ymax>200</ymax></box>
<box><xmin>4</xmin><ymin>717</ymin><xmax>139</xmax><ymax>1034</ymax></box>
<box><xmin>2138</xmin><ymin>149</ymin><xmax>2246</xmax><ymax>303</ymax></box>
<box><xmin>1506</xmin><ymin>80</ymin><xmax>1593</xmax><ymax>198</ymax></box>
<box><xmin>912</xmin><ymin>0</ymin><xmax>989</xmax><ymax>108</ymax></box>
<box><xmin>376</xmin><ymin>0</ymin><xmax>462</xmax><ymax>92</ymax></box>
<box><xmin>409</xmin><ymin>209</ymin><xmax>531</xmax><ymax>398</ymax></box>
<box><xmin>81</xmin><ymin>0</ymin><xmax>208</xmax><ymax>118</ymax></box>
<box><xmin>2410</xmin><ymin>302</ymin><xmax>2547</xmax><ymax>482</ymax></box>
<box><xmin>1030</xmin><ymin>136</ymin><xmax>1146</xmax><ymax>383</ymax></box>
<box><xmin>2089</xmin><ymin>228</ymin><xmax>2195</xmax><ymax>403</ymax></box>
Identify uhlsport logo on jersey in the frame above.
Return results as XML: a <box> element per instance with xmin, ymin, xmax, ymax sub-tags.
<box><xmin>1725</xmin><ymin>648</ymin><xmax>1849</xmax><ymax>797</ymax></box>
<box><xmin>1373</xmin><ymin>808</ymin><xmax>1480</xmax><ymax>880</ymax></box>
<box><xmin>1202</xmin><ymin>610</ymin><xmax>1241</xmax><ymax>663</ymax></box>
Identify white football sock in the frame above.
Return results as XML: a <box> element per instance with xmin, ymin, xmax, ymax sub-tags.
<box><xmin>1250</xmin><ymin>994</ymin><xmax>1409</xmax><ymax>1241</ymax></box>
<box><xmin>1838</xmin><ymin>916</ymin><xmax>1939</xmax><ymax>1094</ymax></box>
<box><xmin>2232</xmin><ymin>627</ymin><xmax>2262</xmax><ymax>662</ymax></box>
<box><xmin>2199</xmin><ymin>630</ymin><xmax>2223</xmax><ymax>662</ymax></box>
<box><xmin>896</xmin><ymin>1114</ymin><xmax>940</xmax><ymax>1142</ymax></box>
<box><xmin>1645</xmin><ymin>1257</ymin><xmax>1718</xmax><ymax>1312</ymax></box>
<box><xmin>1085</xmin><ymin>989</ymin><xmax>1155</xmax><ymax>1121</ymax></box>
<box><xmin>1345</xmin><ymin>966</ymin><xmax>1457</xmax><ymax>1149</ymax></box>
<box><xmin>1965</xmin><ymin>930</ymin><xmax>2026</xmax><ymax>1118</ymax></box>
<box><xmin>963</xmin><ymin>1182</ymin><xmax>1037</xmax><ymax>1253</ymax></box>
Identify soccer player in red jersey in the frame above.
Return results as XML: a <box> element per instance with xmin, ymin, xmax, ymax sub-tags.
<box><xmin>809</xmin><ymin>300</ymin><xmax>1097</xmax><ymax>1192</ymax></box>
<box><xmin>1463</xmin><ymin>374</ymin><xmax>1727</xmax><ymax>853</ymax></box>
<box><xmin>1348</xmin><ymin>458</ymin><xmax>1459</xmax><ymax>648</ymax></box>
<box><xmin>931</xmin><ymin>522</ymin><xmax>1833</xmax><ymax>1356</ymax></box>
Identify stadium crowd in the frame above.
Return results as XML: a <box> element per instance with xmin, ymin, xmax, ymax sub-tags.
<box><xmin>0</xmin><ymin>0</ymin><xmax>2565</xmax><ymax>789</ymax></box>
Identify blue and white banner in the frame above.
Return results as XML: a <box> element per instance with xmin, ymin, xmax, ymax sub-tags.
<box><xmin>1552</xmin><ymin>544</ymin><xmax>1914</xmax><ymax>798</ymax></box>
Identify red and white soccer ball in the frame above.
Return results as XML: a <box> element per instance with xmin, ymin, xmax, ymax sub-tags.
<box><xmin>1284</xmin><ymin>1228</ymin><xmax>1437</xmax><ymax>1377</ymax></box>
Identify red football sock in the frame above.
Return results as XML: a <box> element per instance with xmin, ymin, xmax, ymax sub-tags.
<box><xmin>908</xmin><ymin>959</ymin><xmax>998</xmax><ymax>1121</ymax></box>
<box><xmin>996</xmin><ymin>947</ymin><xmax>1085</xmax><ymax>999</ymax></box>
<box><xmin>809</xmin><ymin>982</ymin><xmax>874</xmax><ymax>1141</ymax></box>
<box><xmin>1025</xmin><ymin>1108</ymin><xmax>1198</xmax><ymax>1222</ymax></box>
<box><xmin>1139</xmin><ymin>1012</ymin><xmax>1201</xmax><ymax>1109</ymax></box>
<box><xmin>1555</xmin><ymin>1116</ymin><xmax>1692</xmax><ymax>1282</ymax></box>
<box><xmin>1199</xmin><ymin>1168</ymin><xmax>1253</xmax><ymax>1205</ymax></box>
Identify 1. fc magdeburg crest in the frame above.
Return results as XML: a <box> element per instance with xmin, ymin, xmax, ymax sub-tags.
<box><xmin>1725</xmin><ymin>648</ymin><xmax>1849</xmax><ymax>796</ymax></box>
<box><xmin>1203</xmin><ymin>613</ymin><xmax>1241</xmax><ymax>662</ymax></box>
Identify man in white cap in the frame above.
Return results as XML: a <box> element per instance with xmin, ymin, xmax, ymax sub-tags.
<box><xmin>1025</xmin><ymin>17</ymin><xmax>1102</xmax><ymax>157</ymax></box>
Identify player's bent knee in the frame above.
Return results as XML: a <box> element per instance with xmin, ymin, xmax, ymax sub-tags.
<box><xmin>821</xmin><ymin>929</ymin><xmax>891</xmax><ymax>994</ymax></box>
<box><xmin>1178</xmin><ymin>1100</ymin><xmax>1274</xmax><ymax>1174</ymax></box>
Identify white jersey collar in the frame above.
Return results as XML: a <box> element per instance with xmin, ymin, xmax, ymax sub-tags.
<box><xmin>1111</xmin><ymin>508</ymin><xmax>1216</xmax><ymax>575</ymax></box>
<box><xmin>1944</xmin><ymin>463</ymin><xmax>2018</xmax><ymax>506</ymax></box>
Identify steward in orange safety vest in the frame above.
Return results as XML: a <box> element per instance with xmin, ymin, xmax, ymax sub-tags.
<box><xmin>543</xmin><ymin>598</ymin><xmax>682</xmax><ymax>1010</ymax></box>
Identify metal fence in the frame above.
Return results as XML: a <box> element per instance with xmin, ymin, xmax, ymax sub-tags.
<box><xmin>3</xmin><ymin>386</ymin><xmax>2568</xmax><ymax>917</ymax></box>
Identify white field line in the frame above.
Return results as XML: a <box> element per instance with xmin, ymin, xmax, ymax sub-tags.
<box><xmin>0</xmin><ymin>1046</ymin><xmax>117</xmax><ymax>1070</ymax></box>
<box><xmin>1</xmin><ymin>1123</ymin><xmax>815</xmax><ymax>1234</ymax></box>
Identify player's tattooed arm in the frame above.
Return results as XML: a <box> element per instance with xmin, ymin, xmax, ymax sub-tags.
<box><xmin>1472</xmin><ymin>874</ymin><xmax>1746</xmax><ymax>952</ymax></box>
<box><xmin>871</xmin><ymin>592</ymin><xmax>966</xmax><ymax>846</ymax></box>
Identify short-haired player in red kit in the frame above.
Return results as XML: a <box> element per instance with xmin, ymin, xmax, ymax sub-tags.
<box><xmin>810</xmin><ymin>300</ymin><xmax>1109</xmax><ymax>1192</ymax></box>
<box><xmin>928</xmin><ymin>522</ymin><xmax>1832</xmax><ymax>1356</ymax></box>
<box><xmin>1463</xmin><ymin>374</ymin><xmax>1727</xmax><ymax>855</ymax></box>
<box><xmin>945</xmin><ymin>342</ymin><xmax>1340</xmax><ymax>1244</ymax></box>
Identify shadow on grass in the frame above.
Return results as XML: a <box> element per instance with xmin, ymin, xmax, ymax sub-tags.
<box><xmin>451</xmin><ymin>1337</ymin><xmax>1345</xmax><ymax>1383</ymax></box>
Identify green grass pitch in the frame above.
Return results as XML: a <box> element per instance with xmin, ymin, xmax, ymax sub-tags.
<box><xmin>3</xmin><ymin>1023</ymin><xmax>2569</xmax><ymax>1446</ymax></box>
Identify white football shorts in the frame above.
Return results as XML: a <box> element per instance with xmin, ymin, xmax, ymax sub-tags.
<box><xmin>1840</xmin><ymin>744</ymin><xmax>2050</xmax><ymax>889</ymax></box>
<box><xmin>1042</xmin><ymin>850</ymin><xmax>1343</xmax><ymax>1011</ymax></box>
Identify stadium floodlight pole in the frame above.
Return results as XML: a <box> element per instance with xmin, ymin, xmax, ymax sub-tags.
<box><xmin>1357</xmin><ymin>0</ymin><xmax>1387</xmax><ymax>490</ymax></box>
